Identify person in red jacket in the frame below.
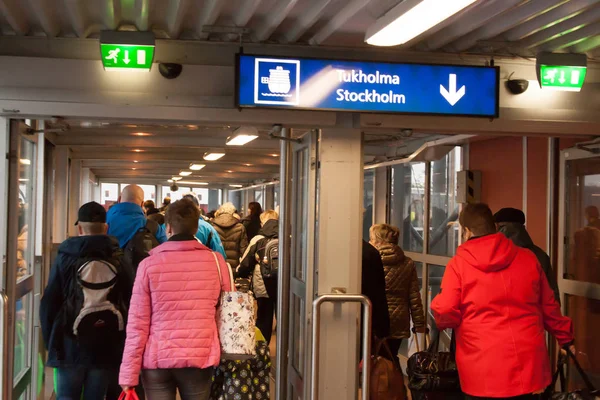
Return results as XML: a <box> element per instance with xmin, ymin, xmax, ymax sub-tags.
<box><xmin>431</xmin><ymin>203</ymin><xmax>575</xmax><ymax>400</ymax></box>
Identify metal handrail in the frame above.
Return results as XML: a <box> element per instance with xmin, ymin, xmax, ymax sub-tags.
<box><xmin>310</xmin><ymin>294</ymin><xmax>372</xmax><ymax>400</ymax></box>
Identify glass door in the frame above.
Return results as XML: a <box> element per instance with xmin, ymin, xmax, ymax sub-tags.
<box><xmin>2</xmin><ymin>120</ymin><xmax>39</xmax><ymax>400</ymax></box>
<box><xmin>558</xmin><ymin>146</ymin><xmax>600</xmax><ymax>391</ymax></box>
<box><xmin>286</xmin><ymin>130</ymin><xmax>317</xmax><ymax>400</ymax></box>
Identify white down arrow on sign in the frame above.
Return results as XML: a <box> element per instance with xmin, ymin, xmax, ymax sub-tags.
<box><xmin>440</xmin><ymin>74</ymin><xmax>466</xmax><ymax>106</ymax></box>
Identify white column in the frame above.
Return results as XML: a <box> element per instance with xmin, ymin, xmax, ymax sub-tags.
<box><xmin>316</xmin><ymin>120</ymin><xmax>363</xmax><ymax>399</ymax></box>
<box><xmin>53</xmin><ymin>146</ymin><xmax>70</xmax><ymax>243</ymax></box>
<box><xmin>68</xmin><ymin>160</ymin><xmax>82</xmax><ymax>237</ymax></box>
<box><xmin>80</xmin><ymin>167</ymin><xmax>91</xmax><ymax>205</ymax></box>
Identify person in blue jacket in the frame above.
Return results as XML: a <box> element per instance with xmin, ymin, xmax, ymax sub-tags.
<box><xmin>107</xmin><ymin>185</ymin><xmax>167</xmax><ymax>248</ymax></box>
<box><xmin>183</xmin><ymin>193</ymin><xmax>227</xmax><ymax>259</ymax></box>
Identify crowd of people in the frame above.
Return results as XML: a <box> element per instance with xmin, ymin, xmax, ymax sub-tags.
<box><xmin>40</xmin><ymin>184</ymin><xmax>278</xmax><ymax>400</ymax></box>
<box><xmin>40</xmin><ymin>182</ymin><xmax>578</xmax><ymax>399</ymax></box>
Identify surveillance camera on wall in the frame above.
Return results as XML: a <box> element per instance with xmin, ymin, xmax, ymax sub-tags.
<box><xmin>506</xmin><ymin>78</ymin><xmax>529</xmax><ymax>95</ymax></box>
<box><xmin>159</xmin><ymin>63</ymin><xmax>183</xmax><ymax>79</ymax></box>
<box><xmin>170</xmin><ymin>183</ymin><xmax>179</xmax><ymax>192</ymax></box>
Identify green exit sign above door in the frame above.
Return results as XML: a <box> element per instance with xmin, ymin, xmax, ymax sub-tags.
<box><xmin>540</xmin><ymin>65</ymin><xmax>587</xmax><ymax>91</ymax></box>
<box><xmin>101</xmin><ymin>44</ymin><xmax>155</xmax><ymax>70</ymax></box>
<box><xmin>99</xmin><ymin>31</ymin><xmax>155</xmax><ymax>71</ymax></box>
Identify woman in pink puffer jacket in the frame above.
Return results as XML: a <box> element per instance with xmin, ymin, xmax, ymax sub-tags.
<box><xmin>119</xmin><ymin>198</ymin><xmax>232</xmax><ymax>400</ymax></box>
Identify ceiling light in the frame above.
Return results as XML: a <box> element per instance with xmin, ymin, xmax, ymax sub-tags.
<box><xmin>270</xmin><ymin>153</ymin><xmax>279</xmax><ymax>157</ymax></box>
<box><xmin>133</xmin><ymin>160</ymin><xmax>139</xmax><ymax>163</ymax></box>
<box><xmin>19</xmin><ymin>178</ymin><xmax>29</xmax><ymax>182</ymax></box>
<box><xmin>168</xmin><ymin>179</ymin><xmax>173</xmax><ymax>183</ymax></box>
<box><xmin>132</xmin><ymin>132</ymin><xmax>153</xmax><ymax>137</ymax></box>
<box><xmin>132</xmin><ymin>149</ymin><xmax>144</xmax><ymax>153</ymax></box>
<box><xmin>229</xmin><ymin>184</ymin><xmax>243</xmax><ymax>188</ymax></box>
<box><xmin>189</xmin><ymin>164</ymin><xmax>205</xmax><ymax>171</ymax></box>
<box><xmin>365</xmin><ymin>0</ymin><xmax>477</xmax><ymax>47</ymax></box>
<box><xmin>179</xmin><ymin>171</ymin><xmax>192</xmax><ymax>176</ymax></box>
<box><xmin>171</xmin><ymin>176</ymin><xmax>182</xmax><ymax>181</ymax></box>
<box><xmin>132</xmin><ymin>168</ymin><xmax>137</xmax><ymax>170</ymax></box>
<box><xmin>178</xmin><ymin>181</ymin><xmax>209</xmax><ymax>185</ymax></box>
<box><xmin>244</xmin><ymin>163</ymin><xmax>253</xmax><ymax>167</ymax></box>
<box><xmin>226</xmin><ymin>170</ymin><xmax>234</xmax><ymax>173</ymax></box>
<box><xmin>19</xmin><ymin>159</ymin><xmax>30</xmax><ymax>165</ymax></box>
<box><xmin>203</xmin><ymin>152</ymin><xmax>225</xmax><ymax>161</ymax></box>
<box><xmin>226</xmin><ymin>126</ymin><xmax>259</xmax><ymax>146</ymax></box>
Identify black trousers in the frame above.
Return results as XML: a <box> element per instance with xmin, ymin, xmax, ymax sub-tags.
<box><xmin>141</xmin><ymin>368</ymin><xmax>211</xmax><ymax>400</ymax></box>
<box><xmin>256</xmin><ymin>297</ymin><xmax>275</xmax><ymax>345</ymax></box>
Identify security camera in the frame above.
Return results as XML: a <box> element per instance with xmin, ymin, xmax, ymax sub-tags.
<box><xmin>506</xmin><ymin>78</ymin><xmax>529</xmax><ymax>95</ymax></box>
<box><xmin>170</xmin><ymin>184</ymin><xmax>179</xmax><ymax>192</ymax></box>
<box><xmin>159</xmin><ymin>63</ymin><xmax>183</xmax><ymax>79</ymax></box>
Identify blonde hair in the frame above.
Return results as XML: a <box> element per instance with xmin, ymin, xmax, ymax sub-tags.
<box><xmin>260</xmin><ymin>210</ymin><xmax>279</xmax><ymax>224</ymax></box>
<box><xmin>369</xmin><ymin>224</ymin><xmax>400</xmax><ymax>246</ymax></box>
<box><xmin>215</xmin><ymin>202</ymin><xmax>237</xmax><ymax>217</ymax></box>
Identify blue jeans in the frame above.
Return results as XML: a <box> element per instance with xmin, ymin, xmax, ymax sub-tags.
<box><xmin>55</xmin><ymin>366</ymin><xmax>110</xmax><ymax>400</ymax></box>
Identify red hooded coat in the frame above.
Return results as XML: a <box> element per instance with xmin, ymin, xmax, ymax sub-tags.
<box><xmin>431</xmin><ymin>233</ymin><xmax>573</xmax><ymax>398</ymax></box>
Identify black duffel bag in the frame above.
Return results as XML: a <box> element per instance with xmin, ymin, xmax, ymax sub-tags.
<box><xmin>544</xmin><ymin>349</ymin><xmax>599</xmax><ymax>400</ymax></box>
<box><xmin>407</xmin><ymin>329</ymin><xmax>463</xmax><ymax>400</ymax></box>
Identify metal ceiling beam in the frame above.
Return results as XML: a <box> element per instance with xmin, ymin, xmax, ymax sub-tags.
<box><xmin>570</xmin><ymin>34</ymin><xmax>600</xmax><ymax>53</ymax></box>
<box><xmin>104</xmin><ymin>0</ymin><xmax>120</xmax><ymax>30</ymax></box>
<box><xmin>84</xmin><ymin>161</ymin><xmax>279</xmax><ymax>173</ymax></box>
<box><xmin>283</xmin><ymin>0</ymin><xmax>333</xmax><ymax>43</ymax></box>
<box><xmin>71</xmin><ymin>152</ymin><xmax>281</xmax><ymax>165</ymax></box>
<box><xmin>503</xmin><ymin>0</ymin><xmax>598</xmax><ymax>42</ymax></box>
<box><xmin>196</xmin><ymin>0</ymin><xmax>224</xmax><ymax>40</ymax></box>
<box><xmin>254</xmin><ymin>0</ymin><xmax>298</xmax><ymax>41</ymax></box>
<box><xmin>166</xmin><ymin>0</ymin><xmax>190</xmax><ymax>39</ymax></box>
<box><xmin>451</xmin><ymin>0</ymin><xmax>567</xmax><ymax>52</ymax></box>
<box><xmin>308</xmin><ymin>0</ymin><xmax>369</xmax><ymax>45</ymax></box>
<box><xmin>232</xmin><ymin>0</ymin><xmax>262</xmax><ymax>27</ymax></box>
<box><xmin>517</xmin><ymin>5</ymin><xmax>600</xmax><ymax>49</ymax></box>
<box><xmin>535</xmin><ymin>21</ymin><xmax>600</xmax><ymax>52</ymax></box>
<box><xmin>424</xmin><ymin>0</ymin><xmax>524</xmax><ymax>51</ymax></box>
<box><xmin>136</xmin><ymin>0</ymin><xmax>150</xmax><ymax>31</ymax></box>
<box><xmin>27</xmin><ymin>0</ymin><xmax>60</xmax><ymax>37</ymax></box>
<box><xmin>64</xmin><ymin>0</ymin><xmax>87</xmax><ymax>37</ymax></box>
<box><xmin>0</xmin><ymin>0</ymin><xmax>29</xmax><ymax>35</ymax></box>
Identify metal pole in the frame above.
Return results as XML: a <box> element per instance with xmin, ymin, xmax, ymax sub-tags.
<box><xmin>275</xmin><ymin>128</ymin><xmax>292</xmax><ymax>400</ymax></box>
<box><xmin>310</xmin><ymin>294</ymin><xmax>372</xmax><ymax>400</ymax></box>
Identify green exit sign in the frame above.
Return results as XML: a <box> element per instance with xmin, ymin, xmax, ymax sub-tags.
<box><xmin>99</xmin><ymin>31</ymin><xmax>155</xmax><ymax>71</ymax></box>
<box><xmin>540</xmin><ymin>65</ymin><xmax>587</xmax><ymax>91</ymax></box>
<box><xmin>101</xmin><ymin>44</ymin><xmax>155</xmax><ymax>71</ymax></box>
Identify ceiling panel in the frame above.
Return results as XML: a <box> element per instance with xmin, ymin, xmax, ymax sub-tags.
<box><xmin>0</xmin><ymin>0</ymin><xmax>596</xmax><ymax>59</ymax></box>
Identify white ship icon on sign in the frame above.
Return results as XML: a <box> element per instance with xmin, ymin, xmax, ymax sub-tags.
<box><xmin>261</xmin><ymin>66</ymin><xmax>293</xmax><ymax>97</ymax></box>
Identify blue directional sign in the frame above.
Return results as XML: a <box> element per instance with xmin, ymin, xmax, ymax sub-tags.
<box><xmin>237</xmin><ymin>55</ymin><xmax>499</xmax><ymax>117</ymax></box>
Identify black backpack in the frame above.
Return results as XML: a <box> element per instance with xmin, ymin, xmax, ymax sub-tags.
<box><xmin>123</xmin><ymin>219</ymin><xmax>160</xmax><ymax>275</ymax></box>
<box><xmin>258</xmin><ymin>238</ymin><xmax>279</xmax><ymax>279</ymax></box>
<box><xmin>64</xmin><ymin>257</ymin><xmax>126</xmax><ymax>349</ymax></box>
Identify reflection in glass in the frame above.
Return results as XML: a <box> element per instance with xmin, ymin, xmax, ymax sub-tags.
<box><xmin>254</xmin><ymin>189</ymin><xmax>264</xmax><ymax>207</ymax></box>
<box><xmin>14</xmin><ymin>293</ymin><xmax>31</xmax><ymax>379</ymax></box>
<box><xmin>564</xmin><ymin>158</ymin><xmax>600</xmax><ymax>284</ymax></box>
<box><xmin>565</xmin><ymin>294</ymin><xmax>600</xmax><ymax>390</ymax></box>
<box><xmin>229</xmin><ymin>190</ymin><xmax>242</xmax><ymax>213</ymax></box>
<box><xmin>428</xmin><ymin>264</ymin><xmax>452</xmax><ymax>352</ymax></box>
<box><xmin>274</xmin><ymin>184</ymin><xmax>280</xmax><ymax>209</ymax></box>
<box><xmin>399</xmin><ymin>262</ymin><xmax>423</xmax><ymax>359</ymax></box>
<box><xmin>294</xmin><ymin>148</ymin><xmax>308</xmax><ymax>282</ymax></box>
<box><xmin>389</xmin><ymin>163</ymin><xmax>425</xmax><ymax>253</ymax></box>
<box><xmin>291</xmin><ymin>294</ymin><xmax>305</xmax><ymax>376</ymax></box>
<box><xmin>363</xmin><ymin>170</ymin><xmax>375</xmax><ymax>242</ymax></box>
<box><xmin>18</xmin><ymin>137</ymin><xmax>35</xmax><ymax>281</ymax></box>
<box><xmin>429</xmin><ymin>147</ymin><xmax>461</xmax><ymax>256</ymax></box>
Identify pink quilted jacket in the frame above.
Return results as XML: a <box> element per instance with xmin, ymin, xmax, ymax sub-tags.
<box><xmin>119</xmin><ymin>240</ymin><xmax>232</xmax><ymax>386</ymax></box>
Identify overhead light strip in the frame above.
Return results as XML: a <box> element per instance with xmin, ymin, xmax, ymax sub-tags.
<box><xmin>365</xmin><ymin>0</ymin><xmax>477</xmax><ymax>47</ymax></box>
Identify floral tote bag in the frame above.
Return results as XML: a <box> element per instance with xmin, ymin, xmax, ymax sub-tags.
<box><xmin>212</xmin><ymin>252</ymin><xmax>256</xmax><ymax>359</ymax></box>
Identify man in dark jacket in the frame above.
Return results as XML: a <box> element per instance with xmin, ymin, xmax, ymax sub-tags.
<box><xmin>362</xmin><ymin>240</ymin><xmax>391</xmax><ymax>343</ymax></box>
<box><xmin>40</xmin><ymin>202</ymin><xmax>132</xmax><ymax>400</ymax></box>
<box><xmin>494</xmin><ymin>208</ymin><xmax>560</xmax><ymax>303</ymax></box>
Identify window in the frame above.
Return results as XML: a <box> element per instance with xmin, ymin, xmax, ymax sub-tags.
<box><xmin>429</xmin><ymin>147</ymin><xmax>462</xmax><ymax>256</ymax></box>
<box><xmin>161</xmin><ymin>186</ymin><xmax>191</xmax><ymax>202</ymax></box>
<box><xmin>274</xmin><ymin>184</ymin><xmax>280</xmax><ymax>209</ymax></box>
<box><xmin>137</xmin><ymin>184</ymin><xmax>156</xmax><ymax>203</ymax></box>
<box><xmin>363</xmin><ymin>170</ymin><xmax>375</xmax><ymax>242</ymax></box>
<box><xmin>101</xmin><ymin>183</ymin><xmax>119</xmax><ymax>205</ymax></box>
<box><xmin>389</xmin><ymin>162</ymin><xmax>426</xmax><ymax>253</ymax></box>
<box><xmin>230</xmin><ymin>190</ymin><xmax>242</xmax><ymax>213</ymax></box>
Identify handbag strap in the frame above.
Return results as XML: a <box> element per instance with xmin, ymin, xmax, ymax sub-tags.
<box><xmin>211</xmin><ymin>252</ymin><xmax>234</xmax><ymax>293</ymax></box>
<box><xmin>567</xmin><ymin>348</ymin><xmax>597</xmax><ymax>393</ymax></box>
<box><xmin>374</xmin><ymin>337</ymin><xmax>401</xmax><ymax>370</ymax></box>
